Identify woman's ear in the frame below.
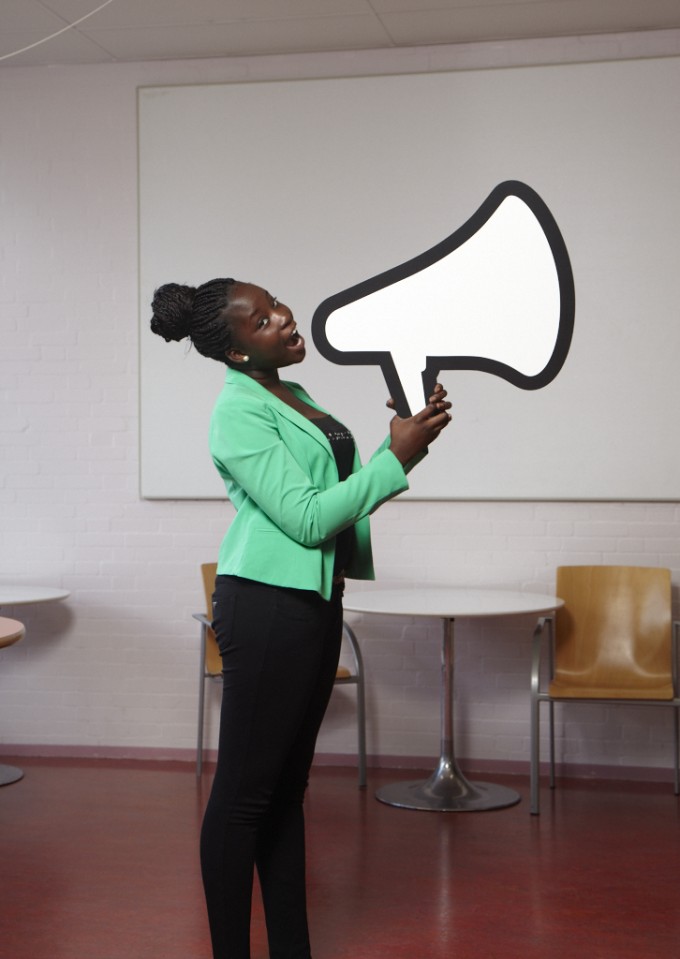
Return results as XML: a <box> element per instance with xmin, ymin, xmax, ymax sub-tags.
<box><xmin>226</xmin><ymin>348</ymin><xmax>250</xmax><ymax>363</ymax></box>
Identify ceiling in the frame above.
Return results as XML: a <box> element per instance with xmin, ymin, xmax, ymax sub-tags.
<box><xmin>1</xmin><ymin>0</ymin><xmax>679</xmax><ymax>68</ymax></box>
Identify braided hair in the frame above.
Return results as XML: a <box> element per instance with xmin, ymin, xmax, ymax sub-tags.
<box><xmin>150</xmin><ymin>278</ymin><xmax>238</xmax><ymax>364</ymax></box>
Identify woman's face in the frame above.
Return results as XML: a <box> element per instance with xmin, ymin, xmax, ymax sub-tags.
<box><xmin>224</xmin><ymin>283</ymin><xmax>305</xmax><ymax>371</ymax></box>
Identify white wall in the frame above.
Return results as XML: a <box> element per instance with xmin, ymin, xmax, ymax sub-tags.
<box><xmin>2</xmin><ymin>30</ymin><xmax>680</xmax><ymax>778</ymax></box>
<box><xmin>138</xmin><ymin>60</ymin><xmax>680</xmax><ymax>502</ymax></box>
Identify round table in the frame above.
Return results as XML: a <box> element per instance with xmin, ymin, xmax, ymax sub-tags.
<box><xmin>0</xmin><ymin>617</ymin><xmax>26</xmax><ymax>786</ymax></box>
<box><xmin>0</xmin><ymin>585</ymin><xmax>70</xmax><ymax>607</ymax></box>
<box><xmin>0</xmin><ymin>587</ymin><xmax>69</xmax><ymax>786</ymax></box>
<box><xmin>343</xmin><ymin>587</ymin><xmax>563</xmax><ymax>812</ymax></box>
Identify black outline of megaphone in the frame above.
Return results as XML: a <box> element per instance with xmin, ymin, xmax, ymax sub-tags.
<box><xmin>312</xmin><ymin>180</ymin><xmax>575</xmax><ymax>418</ymax></box>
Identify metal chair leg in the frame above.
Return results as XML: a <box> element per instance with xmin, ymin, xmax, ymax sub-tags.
<box><xmin>549</xmin><ymin>700</ymin><xmax>556</xmax><ymax>789</ymax></box>
<box><xmin>355</xmin><ymin>658</ymin><xmax>367</xmax><ymax>789</ymax></box>
<box><xmin>674</xmin><ymin>704</ymin><xmax>679</xmax><ymax>796</ymax></box>
<box><xmin>530</xmin><ymin>696</ymin><xmax>540</xmax><ymax>815</ymax></box>
<box><xmin>196</xmin><ymin>623</ymin><xmax>207</xmax><ymax>778</ymax></box>
<box><xmin>674</xmin><ymin>624</ymin><xmax>679</xmax><ymax>796</ymax></box>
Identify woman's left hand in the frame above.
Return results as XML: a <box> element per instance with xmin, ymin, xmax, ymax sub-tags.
<box><xmin>386</xmin><ymin>382</ymin><xmax>452</xmax><ymax>416</ymax></box>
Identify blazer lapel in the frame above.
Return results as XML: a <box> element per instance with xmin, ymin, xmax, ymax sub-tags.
<box><xmin>224</xmin><ymin>368</ymin><xmax>334</xmax><ymax>457</ymax></box>
<box><xmin>274</xmin><ymin>384</ymin><xmax>334</xmax><ymax>456</ymax></box>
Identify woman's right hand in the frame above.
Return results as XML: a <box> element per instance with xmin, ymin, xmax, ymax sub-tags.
<box><xmin>388</xmin><ymin>385</ymin><xmax>452</xmax><ymax>466</ymax></box>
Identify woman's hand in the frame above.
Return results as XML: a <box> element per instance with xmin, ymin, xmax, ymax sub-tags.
<box><xmin>387</xmin><ymin>383</ymin><xmax>452</xmax><ymax>466</ymax></box>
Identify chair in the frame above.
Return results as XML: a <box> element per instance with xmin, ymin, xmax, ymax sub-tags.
<box><xmin>193</xmin><ymin>563</ymin><xmax>367</xmax><ymax>786</ymax></box>
<box><xmin>530</xmin><ymin>565</ymin><xmax>680</xmax><ymax>815</ymax></box>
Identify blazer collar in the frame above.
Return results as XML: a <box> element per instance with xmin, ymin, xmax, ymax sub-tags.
<box><xmin>224</xmin><ymin>367</ymin><xmax>333</xmax><ymax>452</ymax></box>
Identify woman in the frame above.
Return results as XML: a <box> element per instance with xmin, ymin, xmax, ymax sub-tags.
<box><xmin>150</xmin><ymin>278</ymin><xmax>451</xmax><ymax>959</ymax></box>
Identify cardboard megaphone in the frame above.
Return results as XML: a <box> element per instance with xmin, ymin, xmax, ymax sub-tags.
<box><xmin>312</xmin><ymin>180</ymin><xmax>575</xmax><ymax>417</ymax></box>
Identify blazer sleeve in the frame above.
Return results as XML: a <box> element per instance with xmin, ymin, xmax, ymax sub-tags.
<box><xmin>211</xmin><ymin>401</ymin><xmax>409</xmax><ymax>548</ymax></box>
<box><xmin>372</xmin><ymin>433</ymin><xmax>427</xmax><ymax>475</ymax></box>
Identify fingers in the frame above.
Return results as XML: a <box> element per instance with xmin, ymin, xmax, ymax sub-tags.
<box><xmin>388</xmin><ymin>384</ymin><xmax>450</xmax><ymax>419</ymax></box>
<box><xmin>388</xmin><ymin>384</ymin><xmax>447</xmax><ymax>407</ymax></box>
<box><xmin>411</xmin><ymin>410</ymin><xmax>452</xmax><ymax>437</ymax></box>
<box><xmin>430</xmin><ymin>409</ymin><xmax>452</xmax><ymax>431</ymax></box>
<box><xmin>426</xmin><ymin>383</ymin><xmax>450</xmax><ymax>411</ymax></box>
<box><xmin>414</xmin><ymin>403</ymin><xmax>452</xmax><ymax>422</ymax></box>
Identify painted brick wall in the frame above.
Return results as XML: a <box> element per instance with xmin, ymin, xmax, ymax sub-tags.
<box><xmin>1</xmin><ymin>31</ymin><xmax>679</xmax><ymax>778</ymax></box>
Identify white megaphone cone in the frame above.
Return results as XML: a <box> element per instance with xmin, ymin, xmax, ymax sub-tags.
<box><xmin>312</xmin><ymin>181</ymin><xmax>574</xmax><ymax>417</ymax></box>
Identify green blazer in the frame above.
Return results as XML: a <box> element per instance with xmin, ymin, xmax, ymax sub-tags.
<box><xmin>209</xmin><ymin>368</ymin><xmax>414</xmax><ymax>600</ymax></box>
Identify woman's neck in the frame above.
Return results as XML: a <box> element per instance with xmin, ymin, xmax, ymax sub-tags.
<box><xmin>243</xmin><ymin>368</ymin><xmax>281</xmax><ymax>390</ymax></box>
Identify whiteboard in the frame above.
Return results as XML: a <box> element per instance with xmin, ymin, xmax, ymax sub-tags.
<box><xmin>139</xmin><ymin>57</ymin><xmax>680</xmax><ymax>500</ymax></box>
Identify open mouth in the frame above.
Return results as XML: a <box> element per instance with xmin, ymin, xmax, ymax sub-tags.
<box><xmin>288</xmin><ymin>325</ymin><xmax>302</xmax><ymax>345</ymax></box>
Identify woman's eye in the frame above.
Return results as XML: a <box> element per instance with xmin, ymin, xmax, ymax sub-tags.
<box><xmin>258</xmin><ymin>316</ymin><xmax>270</xmax><ymax>328</ymax></box>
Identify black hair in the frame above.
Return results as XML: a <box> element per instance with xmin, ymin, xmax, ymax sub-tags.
<box><xmin>150</xmin><ymin>278</ymin><xmax>238</xmax><ymax>364</ymax></box>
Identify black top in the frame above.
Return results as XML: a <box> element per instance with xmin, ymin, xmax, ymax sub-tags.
<box><xmin>311</xmin><ymin>414</ymin><xmax>356</xmax><ymax>575</ymax></box>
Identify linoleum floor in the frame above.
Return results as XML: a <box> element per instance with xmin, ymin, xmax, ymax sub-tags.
<box><xmin>1</xmin><ymin>758</ymin><xmax>678</xmax><ymax>958</ymax></box>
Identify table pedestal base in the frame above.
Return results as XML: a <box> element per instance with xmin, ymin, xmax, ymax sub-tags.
<box><xmin>0</xmin><ymin>763</ymin><xmax>24</xmax><ymax>786</ymax></box>
<box><xmin>376</xmin><ymin>759</ymin><xmax>520</xmax><ymax>812</ymax></box>
<box><xmin>343</xmin><ymin>590</ymin><xmax>561</xmax><ymax>813</ymax></box>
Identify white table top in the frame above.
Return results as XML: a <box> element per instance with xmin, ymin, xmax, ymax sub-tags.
<box><xmin>0</xmin><ymin>585</ymin><xmax>70</xmax><ymax>606</ymax></box>
<box><xmin>343</xmin><ymin>587</ymin><xmax>562</xmax><ymax>619</ymax></box>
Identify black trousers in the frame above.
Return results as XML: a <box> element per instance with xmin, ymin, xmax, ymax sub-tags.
<box><xmin>200</xmin><ymin>575</ymin><xmax>344</xmax><ymax>959</ymax></box>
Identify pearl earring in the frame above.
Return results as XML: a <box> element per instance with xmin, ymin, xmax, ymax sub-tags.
<box><xmin>241</xmin><ymin>355</ymin><xmax>250</xmax><ymax>362</ymax></box>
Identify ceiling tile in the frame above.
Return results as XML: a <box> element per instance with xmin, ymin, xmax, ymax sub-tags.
<box><xmin>370</xmin><ymin>0</ymin><xmax>545</xmax><ymax>10</ymax></box>
<box><xmin>41</xmin><ymin>0</ymin><xmax>373</xmax><ymax>28</ymax></box>
<box><xmin>379</xmin><ymin>1</ymin><xmax>680</xmax><ymax>46</ymax></box>
<box><xmin>80</xmin><ymin>16</ymin><xmax>393</xmax><ymax>61</ymax></box>
<box><xmin>0</xmin><ymin>28</ymin><xmax>114</xmax><ymax>67</ymax></box>
<box><xmin>0</xmin><ymin>0</ymin><xmax>70</xmax><ymax>31</ymax></box>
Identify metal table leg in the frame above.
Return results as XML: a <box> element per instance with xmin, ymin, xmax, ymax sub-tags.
<box><xmin>376</xmin><ymin>617</ymin><xmax>521</xmax><ymax>811</ymax></box>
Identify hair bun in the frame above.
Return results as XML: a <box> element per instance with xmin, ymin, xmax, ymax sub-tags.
<box><xmin>150</xmin><ymin>283</ymin><xmax>196</xmax><ymax>342</ymax></box>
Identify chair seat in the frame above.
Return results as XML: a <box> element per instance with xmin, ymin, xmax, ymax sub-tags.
<box><xmin>548</xmin><ymin>681</ymin><xmax>674</xmax><ymax>700</ymax></box>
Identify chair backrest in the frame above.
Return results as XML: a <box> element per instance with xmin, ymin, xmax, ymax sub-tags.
<box><xmin>552</xmin><ymin>565</ymin><xmax>674</xmax><ymax>700</ymax></box>
<box><xmin>200</xmin><ymin>562</ymin><xmax>222</xmax><ymax>677</ymax></box>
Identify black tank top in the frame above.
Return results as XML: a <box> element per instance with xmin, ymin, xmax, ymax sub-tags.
<box><xmin>311</xmin><ymin>414</ymin><xmax>356</xmax><ymax>574</ymax></box>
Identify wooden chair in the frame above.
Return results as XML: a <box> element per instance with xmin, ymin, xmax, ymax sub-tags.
<box><xmin>530</xmin><ymin>565</ymin><xmax>680</xmax><ymax>814</ymax></box>
<box><xmin>193</xmin><ymin>563</ymin><xmax>367</xmax><ymax>786</ymax></box>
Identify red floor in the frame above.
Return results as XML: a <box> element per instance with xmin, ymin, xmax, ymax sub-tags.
<box><xmin>1</xmin><ymin>758</ymin><xmax>678</xmax><ymax>958</ymax></box>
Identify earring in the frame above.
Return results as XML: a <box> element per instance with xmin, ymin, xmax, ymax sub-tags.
<box><xmin>241</xmin><ymin>355</ymin><xmax>250</xmax><ymax>362</ymax></box>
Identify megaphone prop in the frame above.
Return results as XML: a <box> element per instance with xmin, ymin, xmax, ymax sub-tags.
<box><xmin>312</xmin><ymin>180</ymin><xmax>575</xmax><ymax>417</ymax></box>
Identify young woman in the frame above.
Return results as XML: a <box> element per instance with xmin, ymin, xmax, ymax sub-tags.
<box><xmin>150</xmin><ymin>278</ymin><xmax>451</xmax><ymax>959</ymax></box>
